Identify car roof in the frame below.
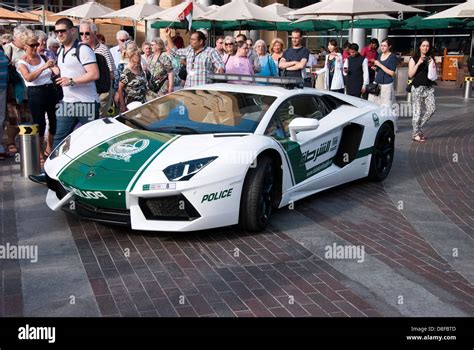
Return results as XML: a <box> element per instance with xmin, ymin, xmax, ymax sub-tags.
<box><xmin>188</xmin><ymin>83</ymin><xmax>375</xmax><ymax>109</ymax></box>
<box><xmin>190</xmin><ymin>83</ymin><xmax>310</xmax><ymax>99</ymax></box>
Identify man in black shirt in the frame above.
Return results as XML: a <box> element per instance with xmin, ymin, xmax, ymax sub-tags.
<box><xmin>279</xmin><ymin>28</ymin><xmax>310</xmax><ymax>81</ymax></box>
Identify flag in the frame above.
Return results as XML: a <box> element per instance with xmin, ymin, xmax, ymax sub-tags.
<box><xmin>178</xmin><ymin>1</ymin><xmax>193</xmax><ymax>33</ymax></box>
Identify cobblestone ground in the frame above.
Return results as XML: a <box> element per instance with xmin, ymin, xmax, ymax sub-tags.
<box><xmin>1</xmin><ymin>90</ymin><xmax>473</xmax><ymax>317</ymax></box>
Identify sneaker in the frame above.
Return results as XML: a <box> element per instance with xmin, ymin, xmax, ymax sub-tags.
<box><xmin>28</xmin><ymin>172</ymin><xmax>47</xmax><ymax>185</ymax></box>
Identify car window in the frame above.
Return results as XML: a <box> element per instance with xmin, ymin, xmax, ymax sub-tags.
<box><xmin>272</xmin><ymin>95</ymin><xmax>323</xmax><ymax>138</ymax></box>
<box><xmin>121</xmin><ymin>90</ymin><xmax>276</xmax><ymax>134</ymax></box>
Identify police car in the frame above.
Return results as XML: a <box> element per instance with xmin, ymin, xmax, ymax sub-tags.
<box><xmin>44</xmin><ymin>74</ymin><xmax>396</xmax><ymax>232</ymax></box>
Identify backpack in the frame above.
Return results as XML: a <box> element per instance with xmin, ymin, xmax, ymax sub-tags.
<box><xmin>74</xmin><ymin>42</ymin><xmax>111</xmax><ymax>94</ymax></box>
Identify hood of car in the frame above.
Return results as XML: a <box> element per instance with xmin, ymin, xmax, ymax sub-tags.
<box><xmin>57</xmin><ymin>128</ymin><xmax>251</xmax><ymax>209</ymax></box>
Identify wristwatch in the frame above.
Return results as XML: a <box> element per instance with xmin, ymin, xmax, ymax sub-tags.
<box><xmin>69</xmin><ymin>78</ymin><xmax>75</xmax><ymax>87</ymax></box>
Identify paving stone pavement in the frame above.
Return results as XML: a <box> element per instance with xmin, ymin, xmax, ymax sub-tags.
<box><xmin>1</xmin><ymin>89</ymin><xmax>473</xmax><ymax>317</ymax></box>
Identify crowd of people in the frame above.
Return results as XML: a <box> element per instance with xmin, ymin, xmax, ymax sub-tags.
<box><xmin>0</xmin><ymin>21</ymin><xmax>438</xmax><ymax>178</ymax></box>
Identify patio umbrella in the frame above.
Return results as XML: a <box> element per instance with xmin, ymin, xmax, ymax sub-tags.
<box><xmin>425</xmin><ymin>0</ymin><xmax>474</xmax><ymax>20</ymax></box>
<box><xmin>403</xmin><ymin>15</ymin><xmax>465</xmax><ymax>29</ymax></box>
<box><xmin>293</xmin><ymin>14</ymin><xmax>399</xmax><ymax>46</ymax></box>
<box><xmin>401</xmin><ymin>14</ymin><xmax>466</xmax><ymax>48</ymax></box>
<box><xmin>100</xmin><ymin>3</ymin><xmax>163</xmax><ymax>42</ymax></box>
<box><xmin>425</xmin><ymin>0</ymin><xmax>474</xmax><ymax>55</ymax></box>
<box><xmin>264</xmin><ymin>3</ymin><xmax>294</xmax><ymax>17</ymax></box>
<box><xmin>196</xmin><ymin>0</ymin><xmax>290</xmax><ymax>31</ymax></box>
<box><xmin>146</xmin><ymin>1</ymin><xmax>210</xmax><ymax>22</ymax></box>
<box><xmin>55</xmin><ymin>1</ymin><xmax>115</xmax><ymax>20</ymax></box>
<box><xmin>0</xmin><ymin>8</ymin><xmax>34</xmax><ymax>21</ymax></box>
<box><xmin>289</xmin><ymin>0</ymin><xmax>425</xmax><ymax>41</ymax></box>
<box><xmin>28</xmin><ymin>9</ymin><xmax>79</xmax><ymax>27</ymax></box>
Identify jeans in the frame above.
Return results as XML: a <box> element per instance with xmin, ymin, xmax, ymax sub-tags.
<box><xmin>27</xmin><ymin>84</ymin><xmax>58</xmax><ymax>138</ymax></box>
<box><xmin>53</xmin><ymin>101</ymin><xmax>99</xmax><ymax>149</ymax></box>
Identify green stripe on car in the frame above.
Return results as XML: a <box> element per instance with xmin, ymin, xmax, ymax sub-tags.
<box><xmin>59</xmin><ymin>131</ymin><xmax>177</xmax><ymax>209</ymax></box>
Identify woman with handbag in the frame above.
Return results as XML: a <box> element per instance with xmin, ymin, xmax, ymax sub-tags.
<box><xmin>16</xmin><ymin>30</ymin><xmax>59</xmax><ymax>162</ymax></box>
<box><xmin>118</xmin><ymin>47</ymin><xmax>148</xmax><ymax>113</ymax></box>
<box><xmin>368</xmin><ymin>38</ymin><xmax>398</xmax><ymax>116</ymax></box>
<box><xmin>147</xmin><ymin>38</ymin><xmax>174</xmax><ymax>97</ymax></box>
<box><xmin>408</xmin><ymin>39</ymin><xmax>437</xmax><ymax>142</ymax></box>
<box><xmin>315</xmin><ymin>39</ymin><xmax>344</xmax><ymax>93</ymax></box>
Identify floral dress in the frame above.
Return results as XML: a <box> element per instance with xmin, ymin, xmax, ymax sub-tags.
<box><xmin>119</xmin><ymin>67</ymin><xmax>148</xmax><ymax>106</ymax></box>
<box><xmin>147</xmin><ymin>52</ymin><xmax>174</xmax><ymax>96</ymax></box>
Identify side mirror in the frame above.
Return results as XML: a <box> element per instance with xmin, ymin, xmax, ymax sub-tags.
<box><xmin>127</xmin><ymin>101</ymin><xmax>142</xmax><ymax>111</ymax></box>
<box><xmin>289</xmin><ymin>117</ymin><xmax>320</xmax><ymax>141</ymax></box>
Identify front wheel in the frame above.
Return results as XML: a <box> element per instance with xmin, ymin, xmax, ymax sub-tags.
<box><xmin>239</xmin><ymin>156</ymin><xmax>276</xmax><ymax>232</ymax></box>
<box><xmin>368</xmin><ymin>123</ymin><xmax>395</xmax><ymax>182</ymax></box>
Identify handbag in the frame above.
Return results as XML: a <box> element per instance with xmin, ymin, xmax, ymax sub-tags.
<box><xmin>149</xmin><ymin>73</ymin><xmax>168</xmax><ymax>93</ymax></box>
<box><xmin>178</xmin><ymin>64</ymin><xmax>187</xmax><ymax>81</ymax></box>
<box><xmin>50</xmin><ymin>71</ymin><xmax>64</xmax><ymax>100</ymax></box>
<box><xmin>367</xmin><ymin>82</ymin><xmax>380</xmax><ymax>96</ymax></box>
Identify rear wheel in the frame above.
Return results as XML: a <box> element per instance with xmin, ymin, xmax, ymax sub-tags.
<box><xmin>239</xmin><ymin>156</ymin><xmax>276</xmax><ymax>232</ymax></box>
<box><xmin>368</xmin><ymin>123</ymin><xmax>395</xmax><ymax>182</ymax></box>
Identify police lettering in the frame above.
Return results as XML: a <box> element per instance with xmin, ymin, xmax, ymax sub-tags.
<box><xmin>69</xmin><ymin>187</ymin><xmax>108</xmax><ymax>200</ymax></box>
<box><xmin>201</xmin><ymin>188</ymin><xmax>233</xmax><ymax>203</ymax></box>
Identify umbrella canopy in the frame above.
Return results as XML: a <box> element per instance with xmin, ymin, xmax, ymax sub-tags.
<box><xmin>27</xmin><ymin>9</ymin><xmax>79</xmax><ymax>26</ymax></box>
<box><xmin>0</xmin><ymin>8</ymin><xmax>34</xmax><ymax>21</ymax></box>
<box><xmin>426</xmin><ymin>0</ymin><xmax>474</xmax><ymax>20</ymax></box>
<box><xmin>96</xmin><ymin>18</ymin><xmax>144</xmax><ymax>26</ymax></box>
<box><xmin>100</xmin><ymin>3</ymin><xmax>163</xmax><ymax>21</ymax></box>
<box><xmin>198</xmin><ymin>0</ymin><xmax>289</xmax><ymax>24</ymax></box>
<box><xmin>264</xmin><ymin>3</ymin><xmax>294</xmax><ymax>17</ymax></box>
<box><xmin>289</xmin><ymin>0</ymin><xmax>424</xmax><ymax>41</ymax></box>
<box><xmin>150</xmin><ymin>20</ymin><xmax>212</xmax><ymax>30</ymax></box>
<box><xmin>289</xmin><ymin>0</ymin><xmax>426</xmax><ymax>17</ymax></box>
<box><xmin>424</xmin><ymin>1</ymin><xmax>474</xmax><ymax>55</ymax></box>
<box><xmin>55</xmin><ymin>1</ymin><xmax>115</xmax><ymax>20</ymax></box>
<box><xmin>145</xmin><ymin>1</ymin><xmax>210</xmax><ymax>21</ymax></box>
<box><xmin>402</xmin><ymin>15</ymin><xmax>465</xmax><ymax>30</ymax></box>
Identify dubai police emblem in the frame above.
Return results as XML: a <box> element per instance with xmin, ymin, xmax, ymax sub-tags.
<box><xmin>99</xmin><ymin>138</ymin><xmax>150</xmax><ymax>162</ymax></box>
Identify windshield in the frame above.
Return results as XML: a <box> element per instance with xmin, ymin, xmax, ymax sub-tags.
<box><xmin>121</xmin><ymin>90</ymin><xmax>277</xmax><ymax>134</ymax></box>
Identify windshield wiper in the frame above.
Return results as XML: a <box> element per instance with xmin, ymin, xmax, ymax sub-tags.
<box><xmin>153</xmin><ymin>126</ymin><xmax>201</xmax><ymax>134</ymax></box>
<box><xmin>116</xmin><ymin>114</ymin><xmax>148</xmax><ymax>130</ymax></box>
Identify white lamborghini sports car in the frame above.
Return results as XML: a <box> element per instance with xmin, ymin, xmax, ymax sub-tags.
<box><xmin>44</xmin><ymin>75</ymin><xmax>396</xmax><ymax>232</ymax></box>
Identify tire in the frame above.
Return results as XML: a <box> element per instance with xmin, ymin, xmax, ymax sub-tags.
<box><xmin>239</xmin><ymin>156</ymin><xmax>276</xmax><ymax>232</ymax></box>
<box><xmin>368</xmin><ymin>123</ymin><xmax>395</xmax><ymax>182</ymax></box>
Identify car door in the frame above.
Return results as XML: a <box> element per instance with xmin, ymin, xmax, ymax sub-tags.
<box><xmin>265</xmin><ymin>94</ymin><xmax>342</xmax><ymax>187</ymax></box>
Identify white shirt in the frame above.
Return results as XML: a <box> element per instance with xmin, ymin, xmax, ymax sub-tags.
<box><xmin>316</xmin><ymin>53</ymin><xmax>345</xmax><ymax>91</ymax></box>
<box><xmin>17</xmin><ymin>56</ymin><xmax>52</xmax><ymax>87</ymax></box>
<box><xmin>58</xmin><ymin>40</ymin><xmax>98</xmax><ymax>103</ymax></box>
<box><xmin>110</xmin><ymin>45</ymin><xmax>121</xmax><ymax>73</ymax></box>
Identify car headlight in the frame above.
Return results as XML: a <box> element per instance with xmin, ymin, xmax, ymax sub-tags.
<box><xmin>163</xmin><ymin>157</ymin><xmax>217</xmax><ymax>181</ymax></box>
<box><xmin>49</xmin><ymin>135</ymin><xmax>71</xmax><ymax>160</ymax></box>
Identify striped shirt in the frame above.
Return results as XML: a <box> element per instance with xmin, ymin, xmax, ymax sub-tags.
<box><xmin>94</xmin><ymin>42</ymin><xmax>116</xmax><ymax>74</ymax></box>
<box><xmin>172</xmin><ymin>46</ymin><xmax>224</xmax><ymax>88</ymax></box>
<box><xmin>0</xmin><ymin>49</ymin><xmax>8</xmax><ymax>89</ymax></box>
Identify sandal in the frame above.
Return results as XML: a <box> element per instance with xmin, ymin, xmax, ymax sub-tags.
<box><xmin>412</xmin><ymin>134</ymin><xmax>426</xmax><ymax>142</ymax></box>
<box><xmin>7</xmin><ymin>143</ymin><xmax>18</xmax><ymax>154</ymax></box>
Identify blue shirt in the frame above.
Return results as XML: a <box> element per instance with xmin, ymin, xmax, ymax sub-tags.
<box><xmin>257</xmin><ymin>54</ymin><xmax>278</xmax><ymax>77</ymax></box>
<box><xmin>375</xmin><ymin>53</ymin><xmax>397</xmax><ymax>85</ymax></box>
<box><xmin>0</xmin><ymin>49</ymin><xmax>8</xmax><ymax>90</ymax></box>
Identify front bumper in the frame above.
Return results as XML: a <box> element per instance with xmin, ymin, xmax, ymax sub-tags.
<box><xmin>45</xmin><ymin>175</ymin><xmax>241</xmax><ymax>232</ymax></box>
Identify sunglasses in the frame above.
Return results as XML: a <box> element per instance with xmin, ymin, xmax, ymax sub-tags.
<box><xmin>119</xmin><ymin>39</ymin><xmax>128</xmax><ymax>42</ymax></box>
<box><xmin>27</xmin><ymin>43</ymin><xmax>40</xmax><ymax>48</ymax></box>
<box><xmin>54</xmin><ymin>29</ymin><xmax>68</xmax><ymax>34</ymax></box>
<box><xmin>79</xmin><ymin>32</ymin><xmax>91</xmax><ymax>36</ymax></box>
<box><xmin>225</xmin><ymin>43</ymin><xmax>233</xmax><ymax>46</ymax></box>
